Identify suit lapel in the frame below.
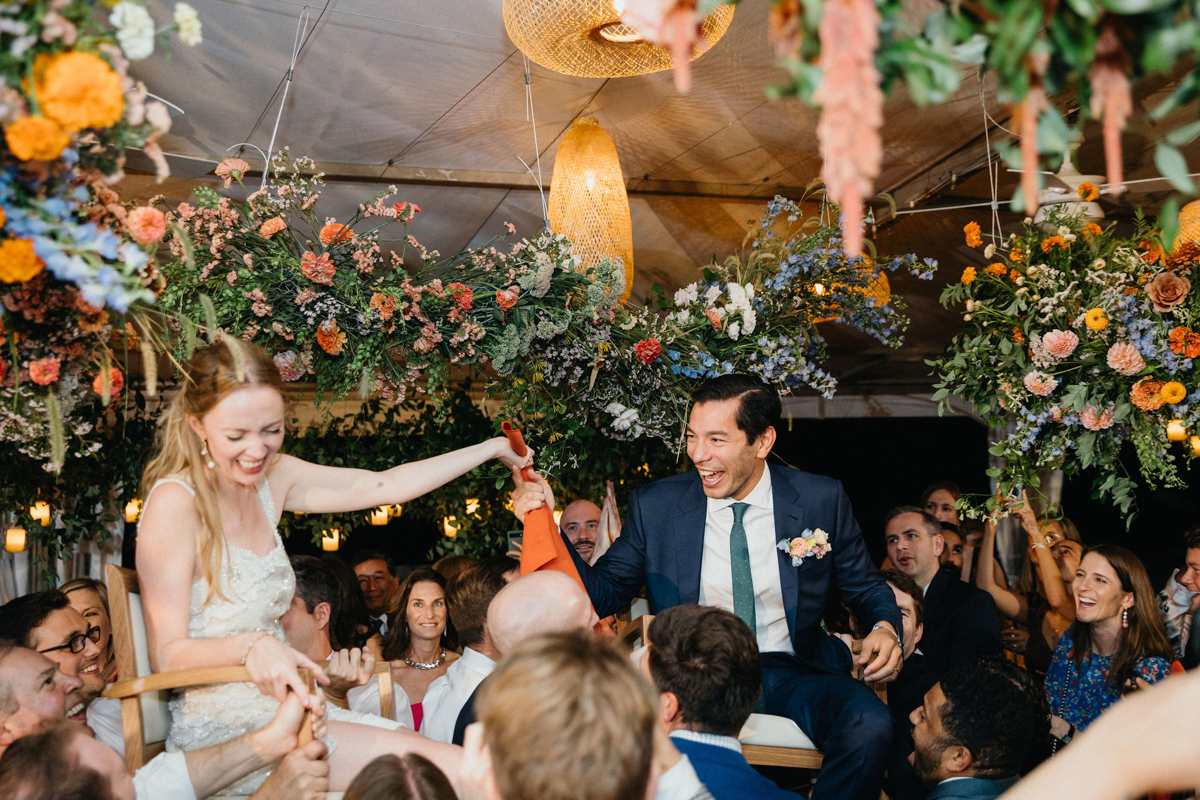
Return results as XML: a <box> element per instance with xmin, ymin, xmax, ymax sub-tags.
<box><xmin>675</xmin><ymin>478</ymin><xmax>708</xmax><ymax>605</ymax></box>
<box><xmin>769</xmin><ymin>464</ymin><xmax>801</xmax><ymax>640</ymax></box>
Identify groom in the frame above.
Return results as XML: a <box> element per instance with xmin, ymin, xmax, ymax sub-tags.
<box><xmin>512</xmin><ymin>373</ymin><xmax>903</xmax><ymax>800</ymax></box>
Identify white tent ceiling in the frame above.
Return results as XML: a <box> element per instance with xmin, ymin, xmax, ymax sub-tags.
<box><xmin>122</xmin><ymin>0</ymin><xmax>1200</xmax><ymax>394</ymax></box>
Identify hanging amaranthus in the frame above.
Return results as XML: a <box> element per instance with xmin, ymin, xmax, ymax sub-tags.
<box><xmin>813</xmin><ymin>0</ymin><xmax>881</xmax><ymax>256</ymax></box>
<box><xmin>1090</xmin><ymin>20</ymin><xmax>1132</xmax><ymax>197</ymax></box>
<box><xmin>1014</xmin><ymin>52</ymin><xmax>1049</xmax><ymax>216</ymax></box>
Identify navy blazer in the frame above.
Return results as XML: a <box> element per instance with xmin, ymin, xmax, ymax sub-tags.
<box><xmin>920</xmin><ymin>569</ymin><xmax>1003</xmax><ymax>676</ymax></box>
<box><xmin>924</xmin><ymin>776</ymin><xmax>1019</xmax><ymax>800</ymax></box>
<box><xmin>567</xmin><ymin>463</ymin><xmax>901</xmax><ymax>673</ymax></box>
<box><xmin>671</xmin><ymin>736</ymin><xmax>796</xmax><ymax>800</ymax></box>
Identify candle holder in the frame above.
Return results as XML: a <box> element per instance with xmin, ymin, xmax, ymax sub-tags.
<box><xmin>125</xmin><ymin>498</ymin><xmax>143</xmax><ymax>524</ymax></box>
<box><xmin>1168</xmin><ymin>419</ymin><xmax>1187</xmax><ymax>442</ymax></box>
<box><xmin>321</xmin><ymin>529</ymin><xmax>341</xmax><ymax>552</ymax></box>
<box><xmin>369</xmin><ymin>506</ymin><xmax>389</xmax><ymax>526</ymax></box>
<box><xmin>5</xmin><ymin>527</ymin><xmax>26</xmax><ymax>553</ymax></box>
<box><xmin>30</xmin><ymin>501</ymin><xmax>50</xmax><ymax>527</ymax></box>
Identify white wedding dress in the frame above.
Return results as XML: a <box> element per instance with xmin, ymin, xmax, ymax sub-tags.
<box><xmin>146</xmin><ymin>477</ymin><xmax>400</xmax><ymax>795</ymax></box>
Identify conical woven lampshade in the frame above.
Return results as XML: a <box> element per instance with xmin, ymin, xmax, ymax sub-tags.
<box><xmin>1178</xmin><ymin>200</ymin><xmax>1200</xmax><ymax>248</ymax></box>
<box><xmin>549</xmin><ymin>117</ymin><xmax>634</xmax><ymax>303</ymax></box>
<box><xmin>503</xmin><ymin>0</ymin><xmax>733</xmax><ymax>79</ymax></box>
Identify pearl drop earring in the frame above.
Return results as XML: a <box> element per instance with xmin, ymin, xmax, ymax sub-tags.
<box><xmin>1122</xmin><ymin>608</ymin><xmax>1129</xmax><ymax>628</ymax></box>
<box><xmin>200</xmin><ymin>439</ymin><xmax>215</xmax><ymax>470</ymax></box>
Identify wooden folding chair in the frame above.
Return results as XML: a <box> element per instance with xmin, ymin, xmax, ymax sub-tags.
<box><xmin>317</xmin><ymin>656</ymin><xmax>396</xmax><ymax>720</ymax></box>
<box><xmin>102</xmin><ymin>565</ymin><xmax>315</xmax><ymax>775</ymax></box>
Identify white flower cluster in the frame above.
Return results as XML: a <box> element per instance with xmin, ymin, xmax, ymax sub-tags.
<box><xmin>604</xmin><ymin>402</ymin><xmax>644</xmax><ymax>438</ymax></box>
<box><xmin>1034</xmin><ymin>280</ymin><xmax>1080</xmax><ymax>324</ymax></box>
<box><xmin>175</xmin><ymin>2</ymin><xmax>202</xmax><ymax>46</ymax></box>
<box><xmin>110</xmin><ymin>1</ymin><xmax>202</xmax><ymax>60</ymax></box>
<box><xmin>1027</xmin><ymin>334</ymin><xmax>1057</xmax><ymax>369</ymax></box>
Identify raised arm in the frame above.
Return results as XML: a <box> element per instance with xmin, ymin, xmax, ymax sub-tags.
<box><xmin>1014</xmin><ymin>499</ymin><xmax>1073</xmax><ymax>618</ymax></box>
<box><xmin>274</xmin><ymin>438</ymin><xmax>530</xmax><ymax>513</ymax></box>
<box><xmin>136</xmin><ymin>482</ymin><xmax>326</xmax><ymax>703</ymax></box>
<box><xmin>976</xmin><ymin>516</ymin><xmax>1026</xmax><ymax>622</ymax></box>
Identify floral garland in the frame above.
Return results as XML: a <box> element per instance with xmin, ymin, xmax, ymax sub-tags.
<box><xmin>159</xmin><ymin>157</ymin><xmax>936</xmax><ymax>470</ymax></box>
<box><xmin>0</xmin><ymin>0</ymin><xmax>202</xmax><ymax>470</ymax></box>
<box><xmin>932</xmin><ymin>198</ymin><xmax>1200</xmax><ymax>520</ymax></box>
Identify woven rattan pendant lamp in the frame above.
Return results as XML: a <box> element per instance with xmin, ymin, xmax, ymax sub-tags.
<box><xmin>549</xmin><ymin>117</ymin><xmax>634</xmax><ymax>304</ymax></box>
<box><xmin>502</xmin><ymin>0</ymin><xmax>733</xmax><ymax>80</ymax></box>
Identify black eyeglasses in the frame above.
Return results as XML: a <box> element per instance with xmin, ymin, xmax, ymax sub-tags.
<box><xmin>39</xmin><ymin>625</ymin><xmax>101</xmax><ymax>655</ymax></box>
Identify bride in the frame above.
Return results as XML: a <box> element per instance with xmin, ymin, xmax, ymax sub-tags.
<box><xmin>136</xmin><ymin>339</ymin><xmax>529</xmax><ymax>793</ymax></box>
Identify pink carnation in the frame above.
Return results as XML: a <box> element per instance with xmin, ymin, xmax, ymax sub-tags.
<box><xmin>1042</xmin><ymin>330</ymin><xmax>1079</xmax><ymax>360</ymax></box>
<box><xmin>127</xmin><ymin>206</ymin><xmax>166</xmax><ymax>246</ymax></box>
<box><xmin>1023</xmin><ymin>371</ymin><xmax>1058</xmax><ymax>397</ymax></box>
<box><xmin>1106</xmin><ymin>342</ymin><xmax>1145</xmax><ymax>376</ymax></box>
<box><xmin>1080</xmin><ymin>406</ymin><xmax>1115</xmax><ymax>431</ymax></box>
<box><xmin>273</xmin><ymin>350</ymin><xmax>304</xmax><ymax>382</ymax></box>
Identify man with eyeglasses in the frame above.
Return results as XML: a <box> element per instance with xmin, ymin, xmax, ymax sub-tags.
<box><xmin>0</xmin><ymin>591</ymin><xmax>103</xmax><ymax>724</ymax></box>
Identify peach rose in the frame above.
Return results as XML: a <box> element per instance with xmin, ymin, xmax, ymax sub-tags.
<box><xmin>1080</xmin><ymin>406</ymin><xmax>1114</xmax><ymax>431</ymax></box>
<box><xmin>1023</xmin><ymin>371</ymin><xmax>1058</xmax><ymax>397</ymax></box>
<box><xmin>1146</xmin><ymin>271</ymin><xmax>1191</xmax><ymax>313</ymax></box>
<box><xmin>28</xmin><ymin>357</ymin><xmax>60</xmax><ymax>385</ymax></box>
<box><xmin>1042</xmin><ymin>330</ymin><xmax>1079</xmax><ymax>360</ymax></box>
<box><xmin>1106</xmin><ymin>342</ymin><xmax>1145</xmax><ymax>376</ymax></box>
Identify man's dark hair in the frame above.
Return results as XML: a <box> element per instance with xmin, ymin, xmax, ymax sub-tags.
<box><xmin>646</xmin><ymin>605</ymin><xmax>761</xmax><ymax>737</ymax></box>
<box><xmin>1184</xmin><ymin>524</ymin><xmax>1200</xmax><ymax>553</ymax></box>
<box><xmin>322</xmin><ymin>554</ymin><xmax>373</xmax><ymax>650</ymax></box>
<box><xmin>879</xmin><ymin>568</ymin><xmax>924</xmax><ymax>626</ymax></box>
<box><xmin>290</xmin><ymin>555</ymin><xmax>338</xmax><ymax>615</ymax></box>
<box><xmin>936</xmin><ymin>658</ymin><xmax>1050</xmax><ymax>778</ymax></box>
<box><xmin>690</xmin><ymin>373</ymin><xmax>781</xmax><ymax>444</ymax></box>
<box><xmin>884</xmin><ymin>506</ymin><xmax>941</xmax><ymax>539</ymax></box>
<box><xmin>0</xmin><ymin>720</ymin><xmax>115</xmax><ymax>800</ymax></box>
<box><xmin>351</xmin><ymin>550</ymin><xmax>397</xmax><ymax>577</ymax></box>
<box><xmin>446</xmin><ymin>557</ymin><xmax>517</xmax><ymax>648</ymax></box>
<box><xmin>0</xmin><ymin>591</ymin><xmax>70</xmax><ymax>648</ymax></box>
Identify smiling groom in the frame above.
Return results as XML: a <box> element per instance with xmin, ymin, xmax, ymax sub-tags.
<box><xmin>512</xmin><ymin>373</ymin><xmax>904</xmax><ymax>800</ymax></box>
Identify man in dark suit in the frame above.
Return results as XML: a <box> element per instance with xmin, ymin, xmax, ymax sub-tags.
<box><xmin>640</xmin><ymin>604</ymin><xmax>795</xmax><ymax>800</ymax></box>
<box><xmin>910</xmin><ymin>659</ymin><xmax>1049</xmax><ymax>800</ymax></box>
<box><xmin>884</xmin><ymin>507</ymin><xmax>1002</xmax><ymax>675</ymax></box>
<box><xmin>513</xmin><ymin>374</ymin><xmax>903</xmax><ymax>800</ymax></box>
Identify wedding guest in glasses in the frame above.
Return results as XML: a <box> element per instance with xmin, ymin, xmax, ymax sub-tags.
<box><xmin>59</xmin><ymin>578</ymin><xmax>116</xmax><ymax>685</ymax></box>
<box><xmin>0</xmin><ymin>591</ymin><xmax>104</xmax><ymax>723</ymax></box>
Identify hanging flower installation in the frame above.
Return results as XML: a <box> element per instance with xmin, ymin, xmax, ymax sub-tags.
<box><xmin>159</xmin><ymin>157</ymin><xmax>937</xmax><ymax>470</ymax></box>
<box><xmin>932</xmin><ymin>208</ymin><xmax>1200</xmax><ymax>521</ymax></box>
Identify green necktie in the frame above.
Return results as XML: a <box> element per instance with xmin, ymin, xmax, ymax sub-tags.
<box><xmin>729</xmin><ymin>502</ymin><xmax>756</xmax><ymax>634</ymax></box>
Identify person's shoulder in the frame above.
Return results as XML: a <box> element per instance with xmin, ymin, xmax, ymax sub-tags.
<box><xmin>634</xmin><ymin>471</ymin><xmax>700</xmax><ymax>502</ymax></box>
<box><xmin>1136</xmin><ymin>654</ymin><xmax>1173</xmax><ymax>680</ymax></box>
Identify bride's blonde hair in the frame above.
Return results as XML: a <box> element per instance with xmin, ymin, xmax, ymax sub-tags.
<box><xmin>142</xmin><ymin>339</ymin><xmax>286</xmax><ymax>601</ymax></box>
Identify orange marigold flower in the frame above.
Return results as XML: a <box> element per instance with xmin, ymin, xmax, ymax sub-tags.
<box><xmin>4</xmin><ymin>115</ymin><xmax>70</xmax><ymax>162</ymax></box>
<box><xmin>370</xmin><ymin>292</ymin><xmax>396</xmax><ymax>321</ymax></box>
<box><xmin>1078</xmin><ymin>182</ymin><xmax>1100</xmax><ymax>202</ymax></box>
<box><xmin>0</xmin><ymin>239</ymin><xmax>45</xmax><ymax>283</ymax></box>
<box><xmin>260</xmin><ymin>217</ymin><xmax>286</xmax><ymax>238</ymax></box>
<box><xmin>316</xmin><ymin>320</ymin><xmax>347</xmax><ymax>355</ymax></box>
<box><xmin>985</xmin><ymin>263</ymin><xmax>1007</xmax><ymax>276</ymax></box>
<box><xmin>1012</xmin><ymin>327</ymin><xmax>1025</xmax><ymax>343</ymax></box>
<box><xmin>1010</xmin><ymin>247</ymin><xmax>1025</xmax><ymax>263</ymax></box>
<box><xmin>1139</xmin><ymin>240</ymin><xmax>1164</xmax><ymax>264</ymax></box>
<box><xmin>634</xmin><ymin>338</ymin><xmax>662</xmax><ymax>365</ymax></box>
<box><xmin>1040</xmin><ymin>235</ymin><xmax>1068</xmax><ymax>253</ymax></box>
<box><xmin>1130</xmin><ymin>377</ymin><xmax>1167</xmax><ymax>411</ymax></box>
<box><xmin>961</xmin><ymin>267</ymin><xmax>977</xmax><ymax>285</ymax></box>
<box><xmin>33</xmin><ymin>52</ymin><xmax>123</xmax><ymax>134</ymax></box>
<box><xmin>1083</xmin><ymin>223</ymin><xmax>1103</xmax><ymax>239</ymax></box>
<box><xmin>1009</xmin><ymin>270</ymin><xmax>1021</xmax><ymax>281</ymax></box>
<box><xmin>1169</xmin><ymin>326</ymin><xmax>1200</xmax><ymax>358</ymax></box>
<box><xmin>28</xmin><ymin>357</ymin><xmax>60</xmax><ymax>386</ymax></box>
<box><xmin>964</xmin><ymin>221</ymin><xmax>982</xmax><ymax>248</ymax></box>
<box><xmin>319</xmin><ymin>223</ymin><xmax>353</xmax><ymax>247</ymax></box>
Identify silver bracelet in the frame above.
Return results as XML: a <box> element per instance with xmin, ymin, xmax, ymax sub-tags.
<box><xmin>871</xmin><ymin>623</ymin><xmax>901</xmax><ymax>646</ymax></box>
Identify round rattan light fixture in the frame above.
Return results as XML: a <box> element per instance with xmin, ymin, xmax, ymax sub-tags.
<box><xmin>502</xmin><ymin>0</ymin><xmax>734</xmax><ymax>79</ymax></box>
<box><xmin>549</xmin><ymin>117</ymin><xmax>633</xmax><ymax>303</ymax></box>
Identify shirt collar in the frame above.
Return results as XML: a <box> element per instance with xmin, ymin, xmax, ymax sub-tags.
<box><xmin>461</xmin><ymin>646</ymin><xmax>497</xmax><ymax>670</ymax></box>
<box><xmin>707</xmin><ymin>464</ymin><xmax>772</xmax><ymax>515</ymax></box>
<box><xmin>669</xmin><ymin>729</ymin><xmax>743</xmax><ymax>754</ymax></box>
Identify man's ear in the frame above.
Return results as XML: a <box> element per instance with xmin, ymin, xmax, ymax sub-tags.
<box><xmin>913</xmin><ymin>622</ymin><xmax>924</xmax><ymax>648</ymax></box>
<box><xmin>755</xmin><ymin>426</ymin><xmax>777</xmax><ymax>460</ymax></box>
<box><xmin>314</xmin><ymin>602</ymin><xmax>331</xmax><ymax>632</ymax></box>
<box><xmin>933</xmin><ymin>533</ymin><xmax>945</xmax><ymax>558</ymax></box>
<box><xmin>659</xmin><ymin>691</ymin><xmax>681</xmax><ymax>726</ymax></box>
<box><xmin>943</xmin><ymin>744</ymin><xmax>973</xmax><ymax>774</ymax></box>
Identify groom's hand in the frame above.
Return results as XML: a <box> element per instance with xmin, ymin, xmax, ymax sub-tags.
<box><xmin>859</xmin><ymin>623</ymin><xmax>903</xmax><ymax>683</ymax></box>
<box><xmin>510</xmin><ymin>466</ymin><xmax>556</xmax><ymax>522</ymax></box>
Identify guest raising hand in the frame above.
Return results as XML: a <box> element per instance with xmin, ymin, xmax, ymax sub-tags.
<box><xmin>1044</xmin><ymin>545</ymin><xmax>1172</xmax><ymax>745</ymax></box>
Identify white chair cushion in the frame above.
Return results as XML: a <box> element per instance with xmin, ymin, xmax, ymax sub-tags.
<box><xmin>128</xmin><ymin>591</ymin><xmax>173</xmax><ymax>744</ymax></box>
<box><xmin>738</xmin><ymin>713</ymin><xmax>819</xmax><ymax>750</ymax></box>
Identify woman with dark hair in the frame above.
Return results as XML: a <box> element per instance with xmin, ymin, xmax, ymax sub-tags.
<box><xmin>1045</xmin><ymin>545</ymin><xmax>1173</xmax><ymax>740</ymax></box>
<box><xmin>345</xmin><ymin>753</ymin><xmax>458</xmax><ymax>800</ymax></box>
<box><xmin>322</xmin><ymin>554</ymin><xmax>377</xmax><ymax>655</ymax></box>
<box><xmin>382</xmin><ymin>567</ymin><xmax>460</xmax><ymax>730</ymax></box>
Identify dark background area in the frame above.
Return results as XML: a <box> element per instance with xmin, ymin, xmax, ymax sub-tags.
<box><xmin>272</xmin><ymin>415</ymin><xmax>1200</xmax><ymax>590</ymax></box>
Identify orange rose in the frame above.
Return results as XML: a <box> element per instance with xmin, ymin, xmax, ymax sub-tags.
<box><xmin>0</xmin><ymin>239</ymin><xmax>45</xmax><ymax>283</ymax></box>
<box><xmin>4</xmin><ymin>115</ymin><xmax>70</xmax><ymax>161</ymax></box>
<box><xmin>1146</xmin><ymin>271</ymin><xmax>1191</xmax><ymax>313</ymax></box>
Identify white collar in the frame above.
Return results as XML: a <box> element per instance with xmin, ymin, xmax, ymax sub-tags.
<box><xmin>706</xmin><ymin>464</ymin><xmax>773</xmax><ymax>514</ymax></box>
<box><xmin>461</xmin><ymin>646</ymin><xmax>497</xmax><ymax>670</ymax></box>
<box><xmin>669</xmin><ymin>729</ymin><xmax>743</xmax><ymax>754</ymax></box>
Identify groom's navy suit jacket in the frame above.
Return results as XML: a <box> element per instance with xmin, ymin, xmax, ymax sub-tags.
<box><xmin>567</xmin><ymin>463</ymin><xmax>901</xmax><ymax>674</ymax></box>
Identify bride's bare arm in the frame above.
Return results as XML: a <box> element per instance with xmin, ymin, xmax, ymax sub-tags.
<box><xmin>136</xmin><ymin>481</ymin><xmax>326</xmax><ymax>703</ymax></box>
<box><xmin>273</xmin><ymin>438</ymin><xmax>531</xmax><ymax>514</ymax></box>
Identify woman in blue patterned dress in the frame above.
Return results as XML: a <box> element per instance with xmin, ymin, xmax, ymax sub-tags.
<box><xmin>1045</xmin><ymin>545</ymin><xmax>1173</xmax><ymax>744</ymax></box>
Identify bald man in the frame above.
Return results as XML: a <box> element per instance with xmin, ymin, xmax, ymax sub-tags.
<box><xmin>450</xmin><ymin>572</ymin><xmax>598</xmax><ymax>745</ymax></box>
<box><xmin>560</xmin><ymin>500</ymin><xmax>602</xmax><ymax>562</ymax></box>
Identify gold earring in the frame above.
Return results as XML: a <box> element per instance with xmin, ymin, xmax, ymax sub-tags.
<box><xmin>200</xmin><ymin>439</ymin><xmax>215</xmax><ymax>470</ymax></box>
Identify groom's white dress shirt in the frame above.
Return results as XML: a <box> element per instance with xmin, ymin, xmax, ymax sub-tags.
<box><xmin>420</xmin><ymin>646</ymin><xmax>496</xmax><ymax>743</ymax></box>
<box><xmin>699</xmin><ymin>468</ymin><xmax>794</xmax><ymax>655</ymax></box>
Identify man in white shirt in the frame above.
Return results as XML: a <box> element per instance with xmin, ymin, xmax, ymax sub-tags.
<box><xmin>283</xmin><ymin>555</ymin><xmax>413</xmax><ymax>726</ymax></box>
<box><xmin>421</xmin><ymin>557</ymin><xmax>514</xmax><ymax>742</ymax></box>
<box><xmin>0</xmin><ymin>640</ymin><xmax>328</xmax><ymax>799</ymax></box>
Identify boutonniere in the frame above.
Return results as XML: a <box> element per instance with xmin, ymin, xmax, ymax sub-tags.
<box><xmin>777</xmin><ymin>528</ymin><xmax>831</xmax><ymax>565</ymax></box>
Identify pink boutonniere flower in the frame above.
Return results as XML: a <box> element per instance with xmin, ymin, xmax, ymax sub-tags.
<box><xmin>777</xmin><ymin>528</ymin><xmax>831</xmax><ymax>566</ymax></box>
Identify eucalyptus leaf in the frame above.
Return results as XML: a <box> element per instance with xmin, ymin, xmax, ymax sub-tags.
<box><xmin>1166</xmin><ymin>119</ymin><xmax>1200</xmax><ymax>148</ymax></box>
<box><xmin>1155</xmin><ymin>144</ymin><xmax>1195</xmax><ymax>195</ymax></box>
<box><xmin>1099</xmin><ymin>0</ymin><xmax>1174</xmax><ymax>12</ymax></box>
<box><xmin>1037</xmin><ymin>107</ymin><xmax>1070</xmax><ymax>155</ymax></box>
<box><xmin>952</xmin><ymin>34</ymin><xmax>988</xmax><ymax>65</ymax></box>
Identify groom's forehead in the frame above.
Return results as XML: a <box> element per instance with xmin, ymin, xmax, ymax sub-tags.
<box><xmin>687</xmin><ymin>399</ymin><xmax>741</xmax><ymax>430</ymax></box>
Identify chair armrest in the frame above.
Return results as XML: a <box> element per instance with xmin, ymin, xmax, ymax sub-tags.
<box><xmin>103</xmin><ymin>666</ymin><xmax>254</xmax><ymax>698</ymax></box>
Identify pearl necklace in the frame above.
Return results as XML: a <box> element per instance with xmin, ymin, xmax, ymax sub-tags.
<box><xmin>404</xmin><ymin>649</ymin><xmax>447</xmax><ymax>670</ymax></box>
